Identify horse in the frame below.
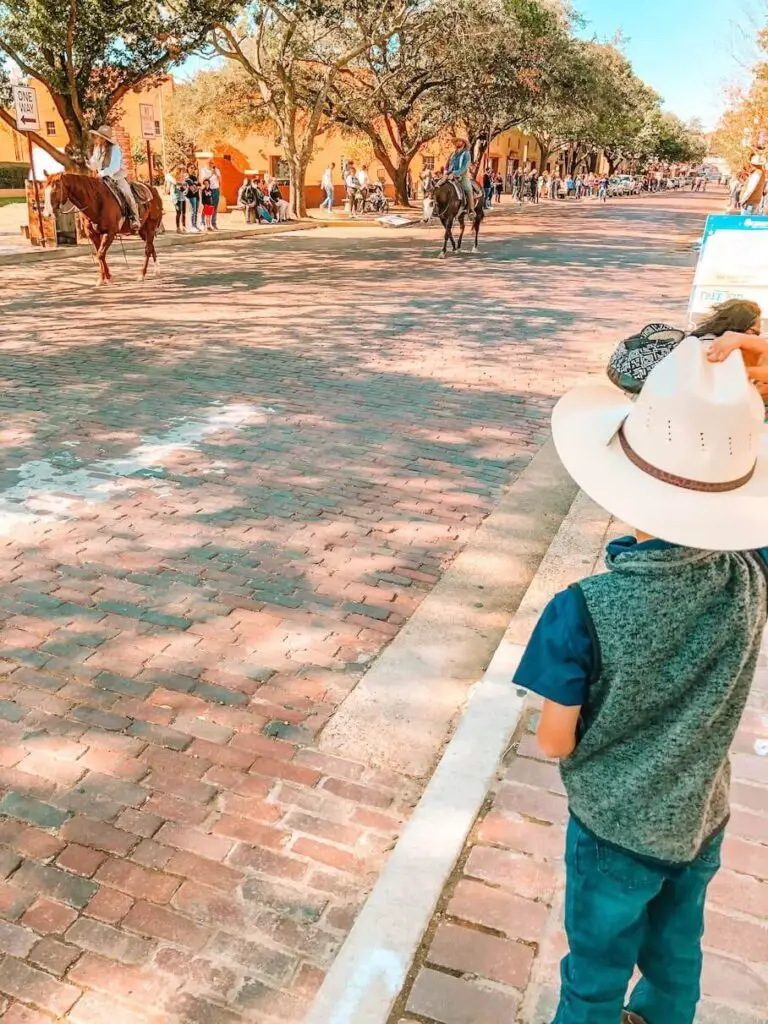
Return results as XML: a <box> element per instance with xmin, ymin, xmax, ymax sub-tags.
<box><xmin>428</xmin><ymin>177</ymin><xmax>485</xmax><ymax>257</ymax></box>
<box><xmin>43</xmin><ymin>172</ymin><xmax>163</xmax><ymax>285</ymax></box>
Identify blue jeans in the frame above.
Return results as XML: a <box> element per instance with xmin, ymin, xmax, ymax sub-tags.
<box><xmin>321</xmin><ymin>186</ymin><xmax>333</xmax><ymax>210</ymax></box>
<box><xmin>188</xmin><ymin>195</ymin><xmax>199</xmax><ymax>227</ymax></box>
<box><xmin>484</xmin><ymin>185</ymin><xmax>493</xmax><ymax>207</ymax></box>
<box><xmin>257</xmin><ymin>205</ymin><xmax>273</xmax><ymax>224</ymax></box>
<box><xmin>554</xmin><ymin>818</ymin><xmax>723</xmax><ymax>1024</ymax></box>
<box><xmin>210</xmin><ymin>188</ymin><xmax>220</xmax><ymax>227</ymax></box>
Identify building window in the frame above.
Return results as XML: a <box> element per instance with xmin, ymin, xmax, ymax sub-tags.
<box><xmin>422</xmin><ymin>156</ymin><xmax>435</xmax><ymax>171</ymax></box>
<box><xmin>154</xmin><ymin>120</ymin><xmax>161</xmax><ymax>136</ymax></box>
<box><xmin>45</xmin><ymin>121</ymin><xmax>55</xmax><ymax>136</ymax></box>
<box><xmin>223</xmin><ymin>154</ymin><xmax>232</xmax><ymax>161</ymax></box>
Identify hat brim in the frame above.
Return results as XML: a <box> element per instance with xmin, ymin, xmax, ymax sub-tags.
<box><xmin>91</xmin><ymin>129</ymin><xmax>113</xmax><ymax>142</ymax></box>
<box><xmin>552</xmin><ymin>382</ymin><xmax>768</xmax><ymax>551</ymax></box>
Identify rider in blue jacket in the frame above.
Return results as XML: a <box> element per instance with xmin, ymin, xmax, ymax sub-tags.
<box><xmin>447</xmin><ymin>138</ymin><xmax>475</xmax><ymax>219</ymax></box>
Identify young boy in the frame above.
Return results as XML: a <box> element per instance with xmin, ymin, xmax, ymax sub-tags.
<box><xmin>514</xmin><ymin>336</ymin><xmax>768</xmax><ymax>1024</ymax></box>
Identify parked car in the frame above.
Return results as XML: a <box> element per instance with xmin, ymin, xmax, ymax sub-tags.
<box><xmin>615</xmin><ymin>174</ymin><xmax>642</xmax><ymax>195</ymax></box>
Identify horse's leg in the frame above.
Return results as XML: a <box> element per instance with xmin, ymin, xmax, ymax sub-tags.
<box><xmin>456</xmin><ymin>213</ymin><xmax>466</xmax><ymax>251</ymax></box>
<box><xmin>87</xmin><ymin>228</ymin><xmax>106</xmax><ymax>285</ymax></box>
<box><xmin>473</xmin><ymin>205</ymin><xmax>482</xmax><ymax>251</ymax></box>
<box><xmin>444</xmin><ymin>216</ymin><xmax>457</xmax><ymax>256</ymax></box>
<box><xmin>98</xmin><ymin>231</ymin><xmax>115</xmax><ymax>283</ymax></box>
<box><xmin>441</xmin><ymin>220</ymin><xmax>450</xmax><ymax>258</ymax></box>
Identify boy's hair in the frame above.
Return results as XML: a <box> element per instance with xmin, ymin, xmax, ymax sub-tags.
<box><xmin>691</xmin><ymin>299</ymin><xmax>762</xmax><ymax>337</ymax></box>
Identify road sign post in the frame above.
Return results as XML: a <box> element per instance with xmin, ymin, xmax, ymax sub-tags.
<box><xmin>13</xmin><ymin>85</ymin><xmax>46</xmax><ymax>248</ymax></box>
<box><xmin>139</xmin><ymin>103</ymin><xmax>156</xmax><ymax>186</ymax></box>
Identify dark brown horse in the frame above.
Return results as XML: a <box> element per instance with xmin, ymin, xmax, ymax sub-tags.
<box><xmin>429</xmin><ymin>178</ymin><xmax>485</xmax><ymax>257</ymax></box>
<box><xmin>44</xmin><ymin>172</ymin><xmax>163</xmax><ymax>284</ymax></box>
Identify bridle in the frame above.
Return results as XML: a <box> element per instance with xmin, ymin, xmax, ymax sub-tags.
<box><xmin>47</xmin><ymin>176</ymin><xmax>77</xmax><ymax>216</ymax></box>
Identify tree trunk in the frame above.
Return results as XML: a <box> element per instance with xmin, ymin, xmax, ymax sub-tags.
<box><xmin>62</xmin><ymin>115</ymin><xmax>90</xmax><ymax>170</ymax></box>
<box><xmin>366</xmin><ymin>136</ymin><xmax>411</xmax><ymax>206</ymax></box>
<box><xmin>392</xmin><ymin>161</ymin><xmax>412</xmax><ymax>206</ymax></box>
<box><xmin>288</xmin><ymin>153</ymin><xmax>308</xmax><ymax>219</ymax></box>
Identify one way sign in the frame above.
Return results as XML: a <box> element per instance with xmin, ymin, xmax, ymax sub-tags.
<box><xmin>13</xmin><ymin>85</ymin><xmax>41</xmax><ymax>132</ymax></box>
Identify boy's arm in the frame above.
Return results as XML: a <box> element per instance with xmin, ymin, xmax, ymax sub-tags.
<box><xmin>537</xmin><ymin>700</ymin><xmax>582</xmax><ymax>759</ymax></box>
<box><xmin>707</xmin><ymin>331</ymin><xmax>768</xmax><ymax>363</ymax></box>
<box><xmin>513</xmin><ymin>586</ymin><xmax>594</xmax><ymax>759</ymax></box>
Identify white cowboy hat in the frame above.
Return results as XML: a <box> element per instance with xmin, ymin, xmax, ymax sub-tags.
<box><xmin>91</xmin><ymin>125</ymin><xmax>115</xmax><ymax>142</ymax></box>
<box><xmin>552</xmin><ymin>336</ymin><xmax>768</xmax><ymax>551</ymax></box>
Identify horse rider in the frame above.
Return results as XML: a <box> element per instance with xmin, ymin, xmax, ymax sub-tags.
<box><xmin>89</xmin><ymin>125</ymin><xmax>140</xmax><ymax>227</ymax></box>
<box><xmin>447</xmin><ymin>137</ymin><xmax>475</xmax><ymax>220</ymax></box>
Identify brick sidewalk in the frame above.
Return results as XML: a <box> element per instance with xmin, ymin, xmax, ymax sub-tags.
<box><xmin>395</xmin><ymin>651</ymin><xmax>768</xmax><ymax>1023</ymax></box>
<box><xmin>0</xmin><ymin>194</ymin><xmax>712</xmax><ymax>1021</ymax></box>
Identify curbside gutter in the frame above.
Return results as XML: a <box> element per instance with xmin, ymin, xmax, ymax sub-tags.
<box><xmin>307</xmin><ymin>490</ymin><xmax>612</xmax><ymax>1024</ymax></box>
<box><xmin>319</xmin><ymin>440</ymin><xmax>578</xmax><ymax>779</ymax></box>
<box><xmin>0</xmin><ymin>219</ymin><xmax>320</xmax><ymax>268</ymax></box>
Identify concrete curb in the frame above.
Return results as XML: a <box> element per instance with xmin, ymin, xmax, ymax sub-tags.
<box><xmin>0</xmin><ymin>219</ymin><xmax>320</xmax><ymax>268</ymax></box>
<box><xmin>306</xmin><ymin>490</ymin><xmax>612</xmax><ymax>1024</ymax></box>
<box><xmin>319</xmin><ymin>439</ymin><xmax>578</xmax><ymax>778</ymax></box>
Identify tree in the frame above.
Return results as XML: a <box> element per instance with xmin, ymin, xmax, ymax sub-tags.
<box><xmin>576</xmin><ymin>42</ymin><xmax>659</xmax><ymax>174</ymax></box>
<box><xmin>634</xmin><ymin>110</ymin><xmax>707</xmax><ymax>168</ymax></box>
<box><xmin>162</xmin><ymin>114</ymin><xmax>198</xmax><ymax>176</ymax></box>
<box><xmin>327</xmin><ymin>0</ymin><xmax>484</xmax><ymax>206</ymax></box>
<box><xmin>712</xmin><ymin>28</ymin><xmax>768</xmax><ymax>173</ymax></box>
<box><xmin>450</xmin><ymin>0</ymin><xmax>577</xmax><ymax>166</ymax></box>
<box><xmin>209</xmin><ymin>1</ymin><xmax>408</xmax><ymax>218</ymax></box>
<box><xmin>527</xmin><ymin>40</ymin><xmax>658</xmax><ymax>176</ymax></box>
<box><xmin>0</xmin><ymin>0</ymin><xmax>237</xmax><ymax>167</ymax></box>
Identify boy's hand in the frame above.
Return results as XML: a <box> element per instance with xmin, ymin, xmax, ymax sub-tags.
<box><xmin>537</xmin><ymin>700</ymin><xmax>581</xmax><ymax>759</ymax></box>
<box><xmin>707</xmin><ymin>332</ymin><xmax>768</xmax><ymax>363</ymax></box>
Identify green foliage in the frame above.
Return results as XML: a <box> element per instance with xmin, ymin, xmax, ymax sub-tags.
<box><xmin>0</xmin><ymin>0</ymin><xmax>238</xmax><ymax>164</ymax></box>
<box><xmin>208</xmin><ymin>0</ymin><xmax>411</xmax><ymax>215</ymax></box>
<box><xmin>163</xmin><ymin>114</ymin><xmax>198</xmax><ymax>175</ymax></box>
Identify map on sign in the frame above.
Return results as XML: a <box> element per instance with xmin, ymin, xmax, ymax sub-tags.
<box><xmin>13</xmin><ymin>85</ymin><xmax>40</xmax><ymax>132</ymax></box>
<box><xmin>139</xmin><ymin>103</ymin><xmax>156</xmax><ymax>139</ymax></box>
<box><xmin>688</xmin><ymin>214</ymin><xmax>768</xmax><ymax>329</ymax></box>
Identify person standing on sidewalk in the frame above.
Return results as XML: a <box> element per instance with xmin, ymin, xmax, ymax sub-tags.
<box><xmin>208</xmin><ymin>162</ymin><xmax>221</xmax><ymax>230</ymax></box>
<box><xmin>529</xmin><ymin>167</ymin><xmax>539</xmax><ymax>203</ymax></box>
<box><xmin>482</xmin><ymin>166</ymin><xmax>494</xmax><ymax>208</ymax></box>
<box><xmin>200</xmin><ymin>179</ymin><xmax>215</xmax><ymax>231</ymax></box>
<box><xmin>514</xmin><ymin>337</ymin><xmax>768</xmax><ymax>1024</ymax></box>
<box><xmin>184</xmin><ymin>165</ymin><xmax>201</xmax><ymax>231</ymax></box>
<box><xmin>171</xmin><ymin>174</ymin><xmax>187</xmax><ymax>232</ymax></box>
<box><xmin>321</xmin><ymin>162</ymin><xmax>335</xmax><ymax>212</ymax></box>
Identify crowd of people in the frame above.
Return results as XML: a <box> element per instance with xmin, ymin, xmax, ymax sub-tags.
<box><xmin>168</xmin><ymin>163</ymin><xmax>222</xmax><ymax>233</ymax></box>
<box><xmin>167</xmin><ymin>162</ymin><xmax>290</xmax><ymax>232</ymax></box>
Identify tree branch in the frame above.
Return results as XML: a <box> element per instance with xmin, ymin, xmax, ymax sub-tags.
<box><xmin>0</xmin><ymin>40</ymin><xmax>41</xmax><ymax>83</ymax></box>
<box><xmin>64</xmin><ymin>0</ymin><xmax>84</xmax><ymax>125</ymax></box>
<box><xmin>0</xmin><ymin>108</ymin><xmax>73</xmax><ymax>166</ymax></box>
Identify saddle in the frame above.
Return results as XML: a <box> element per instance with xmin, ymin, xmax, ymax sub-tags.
<box><xmin>103</xmin><ymin>176</ymin><xmax>154</xmax><ymax>221</ymax></box>
<box><xmin>447</xmin><ymin>177</ymin><xmax>482</xmax><ymax>210</ymax></box>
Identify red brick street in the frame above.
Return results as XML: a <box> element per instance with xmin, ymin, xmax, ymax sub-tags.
<box><xmin>1</xmin><ymin>191</ymin><xmax>763</xmax><ymax>1023</ymax></box>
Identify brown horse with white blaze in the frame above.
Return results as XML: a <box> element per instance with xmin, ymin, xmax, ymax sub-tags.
<box><xmin>44</xmin><ymin>172</ymin><xmax>163</xmax><ymax>284</ymax></box>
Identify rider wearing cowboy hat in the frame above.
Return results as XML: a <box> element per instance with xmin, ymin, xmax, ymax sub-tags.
<box><xmin>447</xmin><ymin>137</ymin><xmax>476</xmax><ymax>220</ymax></box>
<box><xmin>89</xmin><ymin>125</ymin><xmax>140</xmax><ymax>226</ymax></box>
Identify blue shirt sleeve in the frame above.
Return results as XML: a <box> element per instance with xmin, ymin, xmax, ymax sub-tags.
<box><xmin>513</xmin><ymin>586</ymin><xmax>595</xmax><ymax>707</ymax></box>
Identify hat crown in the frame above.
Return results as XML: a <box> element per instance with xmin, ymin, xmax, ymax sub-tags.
<box><xmin>623</xmin><ymin>337</ymin><xmax>763</xmax><ymax>486</ymax></box>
